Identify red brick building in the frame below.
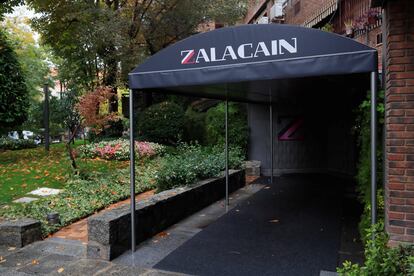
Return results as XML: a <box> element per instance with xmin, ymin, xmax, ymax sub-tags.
<box><xmin>245</xmin><ymin>0</ymin><xmax>414</xmax><ymax>245</ymax></box>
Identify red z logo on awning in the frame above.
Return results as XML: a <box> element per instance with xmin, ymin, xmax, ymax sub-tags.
<box><xmin>181</xmin><ymin>50</ymin><xmax>196</xmax><ymax>64</ymax></box>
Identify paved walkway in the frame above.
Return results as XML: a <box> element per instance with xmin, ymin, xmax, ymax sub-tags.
<box><xmin>154</xmin><ymin>175</ymin><xmax>361</xmax><ymax>276</ymax></box>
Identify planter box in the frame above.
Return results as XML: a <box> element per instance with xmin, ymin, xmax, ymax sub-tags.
<box><xmin>87</xmin><ymin>169</ymin><xmax>245</xmax><ymax>260</ymax></box>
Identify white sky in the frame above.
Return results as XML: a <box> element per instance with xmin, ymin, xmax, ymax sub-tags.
<box><xmin>5</xmin><ymin>5</ymin><xmax>40</xmax><ymax>42</ymax></box>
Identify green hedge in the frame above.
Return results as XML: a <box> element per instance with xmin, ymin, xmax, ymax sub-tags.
<box><xmin>0</xmin><ymin>137</ymin><xmax>37</xmax><ymax>150</ymax></box>
<box><xmin>156</xmin><ymin>143</ymin><xmax>244</xmax><ymax>191</ymax></box>
<box><xmin>205</xmin><ymin>102</ymin><xmax>248</xmax><ymax>152</ymax></box>
<box><xmin>139</xmin><ymin>101</ymin><xmax>186</xmax><ymax>144</ymax></box>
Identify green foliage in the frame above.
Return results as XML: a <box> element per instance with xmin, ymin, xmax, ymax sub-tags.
<box><xmin>0</xmin><ymin>28</ymin><xmax>29</xmax><ymax>133</ymax></box>
<box><xmin>139</xmin><ymin>101</ymin><xmax>186</xmax><ymax>144</ymax></box>
<box><xmin>353</xmin><ymin>90</ymin><xmax>385</xmax><ymax>242</ymax></box>
<box><xmin>22</xmin><ymin>95</ymin><xmax>68</xmax><ymax>136</ymax></box>
<box><xmin>338</xmin><ymin>223</ymin><xmax>414</xmax><ymax>276</ymax></box>
<box><xmin>156</xmin><ymin>143</ymin><xmax>244</xmax><ymax>191</ymax></box>
<box><xmin>2</xmin><ymin>16</ymin><xmax>50</xmax><ymax>100</ymax></box>
<box><xmin>0</xmin><ymin>137</ymin><xmax>37</xmax><ymax>150</ymax></box>
<box><xmin>0</xmin><ymin>0</ymin><xmax>23</xmax><ymax>20</ymax></box>
<box><xmin>321</xmin><ymin>23</ymin><xmax>334</xmax><ymax>32</ymax></box>
<box><xmin>27</xmin><ymin>0</ymin><xmax>248</xmax><ymax>91</ymax></box>
<box><xmin>183</xmin><ymin>106</ymin><xmax>207</xmax><ymax>144</ymax></box>
<box><xmin>205</xmin><ymin>102</ymin><xmax>248</xmax><ymax>152</ymax></box>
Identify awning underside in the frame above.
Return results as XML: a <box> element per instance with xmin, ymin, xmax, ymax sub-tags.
<box><xmin>137</xmin><ymin>73</ymin><xmax>371</xmax><ymax>104</ymax></box>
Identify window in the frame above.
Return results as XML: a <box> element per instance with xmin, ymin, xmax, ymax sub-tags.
<box><xmin>376</xmin><ymin>33</ymin><xmax>383</xmax><ymax>45</ymax></box>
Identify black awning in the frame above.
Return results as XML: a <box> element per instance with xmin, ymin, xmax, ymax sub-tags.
<box><xmin>129</xmin><ymin>24</ymin><xmax>377</xmax><ymax>99</ymax></box>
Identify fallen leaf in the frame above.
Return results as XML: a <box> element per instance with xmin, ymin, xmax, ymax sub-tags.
<box><xmin>269</xmin><ymin>219</ymin><xmax>279</xmax><ymax>223</ymax></box>
<box><xmin>57</xmin><ymin>267</ymin><xmax>64</xmax><ymax>273</ymax></box>
<box><xmin>155</xmin><ymin>231</ymin><xmax>169</xmax><ymax>239</ymax></box>
<box><xmin>31</xmin><ymin>259</ymin><xmax>39</xmax><ymax>265</ymax></box>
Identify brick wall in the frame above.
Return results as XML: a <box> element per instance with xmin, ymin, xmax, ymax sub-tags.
<box><xmin>284</xmin><ymin>0</ymin><xmax>326</xmax><ymax>25</ymax></box>
<box><xmin>244</xmin><ymin>0</ymin><xmax>274</xmax><ymax>24</ymax></box>
<box><xmin>283</xmin><ymin>0</ymin><xmax>383</xmax><ymax>71</ymax></box>
<box><xmin>384</xmin><ymin>0</ymin><xmax>414</xmax><ymax>246</ymax></box>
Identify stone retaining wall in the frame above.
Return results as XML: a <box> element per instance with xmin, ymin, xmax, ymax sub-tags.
<box><xmin>0</xmin><ymin>218</ymin><xmax>41</xmax><ymax>248</ymax></box>
<box><xmin>87</xmin><ymin>169</ymin><xmax>245</xmax><ymax>260</ymax></box>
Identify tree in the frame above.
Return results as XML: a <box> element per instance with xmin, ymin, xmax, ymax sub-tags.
<box><xmin>77</xmin><ymin>86</ymin><xmax>121</xmax><ymax>135</ymax></box>
<box><xmin>26</xmin><ymin>0</ymin><xmax>248</xmax><ymax>107</ymax></box>
<box><xmin>1</xmin><ymin>16</ymin><xmax>50</xmax><ymax>100</ymax></box>
<box><xmin>0</xmin><ymin>0</ymin><xmax>24</xmax><ymax>20</ymax></box>
<box><xmin>0</xmin><ymin>28</ymin><xmax>29</xmax><ymax>134</ymax></box>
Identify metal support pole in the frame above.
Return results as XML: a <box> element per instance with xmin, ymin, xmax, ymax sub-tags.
<box><xmin>43</xmin><ymin>84</ymin><xmax>50</xmax><ymax>152</ymax></box>
<box><xmin>371</xmin><ymin>72</ymin><xmax>377</xmax><ymax>227</ymax></box>
<box><xmin>270</xmin><ymin>102</ymin><xmax>273</xmax><ymax>185</ymax></box>
<box><xmin>129</xmin><ymin>89</ymin><xmax>136</xmax><ymax>252</ymax></box>
<box><xmin>225</xmin><ymin>99</ymin><xmax>229</xmax><ymax>212</ymax></box>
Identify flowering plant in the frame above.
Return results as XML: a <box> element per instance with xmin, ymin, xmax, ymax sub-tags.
<box><xmin>78</xmin><ymin>138</ymin><xmax>165</xmax><ymax>160</ymax></box>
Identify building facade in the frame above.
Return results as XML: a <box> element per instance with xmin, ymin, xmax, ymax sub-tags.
<box><xmin>245</xmin><ymin>0</ymin><xmax>414</xmax><ymax>246</ymax></box>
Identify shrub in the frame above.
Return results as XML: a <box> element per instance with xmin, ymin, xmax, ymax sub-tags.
<box><xmin>338</xmin><ymin>223</ymin><xmax>414</xmax><ymax>276</ymax></box>
<box><xmin>205</xmin><ymin>102</ymin><xmax>248</xmax><ymax>153</ymax></box>
<box><xmin>155</xmin><ymin>143</ymin><xmax>244</xmax><ymax>191</ymax></box>
<box><xmin>183</xmin><ymin>106</ymin><xmax>207</xmax><ymax>144</ymax></box>
<box><xmin>139</xmin><ymin>101</ymin><xmax>185</xmax><ymax>144</ymax></box>
<box><xmin>78</xmin><ymin>138</ymin><xmax>165</xmax><ymax>160</ymax></box>
<box><xmin>353</xmin><ymin>90</ymin><xmax>385</xmax><ymax>243</ymax></box>
<box><xmin>0</xmin><ymin>137</ymin><xmax>37</xmax><ymax>150</ymax></box>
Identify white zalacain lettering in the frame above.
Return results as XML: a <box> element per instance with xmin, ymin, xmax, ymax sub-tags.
<box><xmin>221</xmin><ymin>46</ymin><xmax>237</xmax><ymax>60</ymax></box>
<box><xmin>196</xmin><ymin>49</ymin><xmax>210</xmax><ymax>63</ymax></box>
<box><xmin>237</xmin><ymin>43</ymin><xmax>253</xmax><ymax>59</ymax></box>
<box><xmin>181</xmin><ymin>38</ymin><xmax>298</xmax><ymax>64</ymax></box>
<box><xmin>278</xmin><ymin>38</ymin><xmax>297</xmax><ymax>55</ymax></box>
<box><xmin>254</xmin><ymin>42</ymin><xmax>270</xmax><ymax>57</ymax></box>
<box><xmin>271</xmin><ymin>40</ymin><xmax>278</xmax><ymax>55</ymax></box>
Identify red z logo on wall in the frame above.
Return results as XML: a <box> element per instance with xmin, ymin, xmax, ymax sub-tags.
<box><xmin>278</xmin><ymin>117</ymin><xmax>304</xmax><ymax>141</ymax></box>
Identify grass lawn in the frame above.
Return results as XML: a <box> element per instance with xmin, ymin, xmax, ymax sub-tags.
<box><xmin>0</xmin><ymin>141</ymin><xmax>128</xmax><ymax>205</ymax></box>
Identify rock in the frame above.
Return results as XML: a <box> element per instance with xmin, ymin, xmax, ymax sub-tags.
<box><xmin>28</xmin><ymin>188</ymin><xmax>62</xmax><ymax>197</ymax></box>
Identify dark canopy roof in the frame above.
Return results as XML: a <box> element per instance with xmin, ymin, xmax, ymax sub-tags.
<box><xmin>129</xmin><ymin>24</ymin><xmax>377</xmax><ymax>103</ymax></box>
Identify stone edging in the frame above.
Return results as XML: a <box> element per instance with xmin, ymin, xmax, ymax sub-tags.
<box><xmin>87</xmin><ymin>169</ymin><xmax>245</xmax><ymax>260</ymax></box>
<box><xmin>0</xmin><ymin>218</ymin><xmax>41</xmax><ymax>248</ymax></box>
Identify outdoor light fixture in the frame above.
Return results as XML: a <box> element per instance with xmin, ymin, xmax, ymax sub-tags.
<box><xmin>46</xmin><ymin>212</ymin><xmax>60</xmax><ymax>225</ymax></box>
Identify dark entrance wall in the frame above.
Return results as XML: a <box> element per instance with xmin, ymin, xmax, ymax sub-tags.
<box><xmin>248</xmin><ymin>81</ymin><xmax>362</xmax><ymax>177</ymax></box>
<box><xmin>383</xmin><ymin>0</ymin><xmax>414</xmax><ymax>246</ymax></box>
